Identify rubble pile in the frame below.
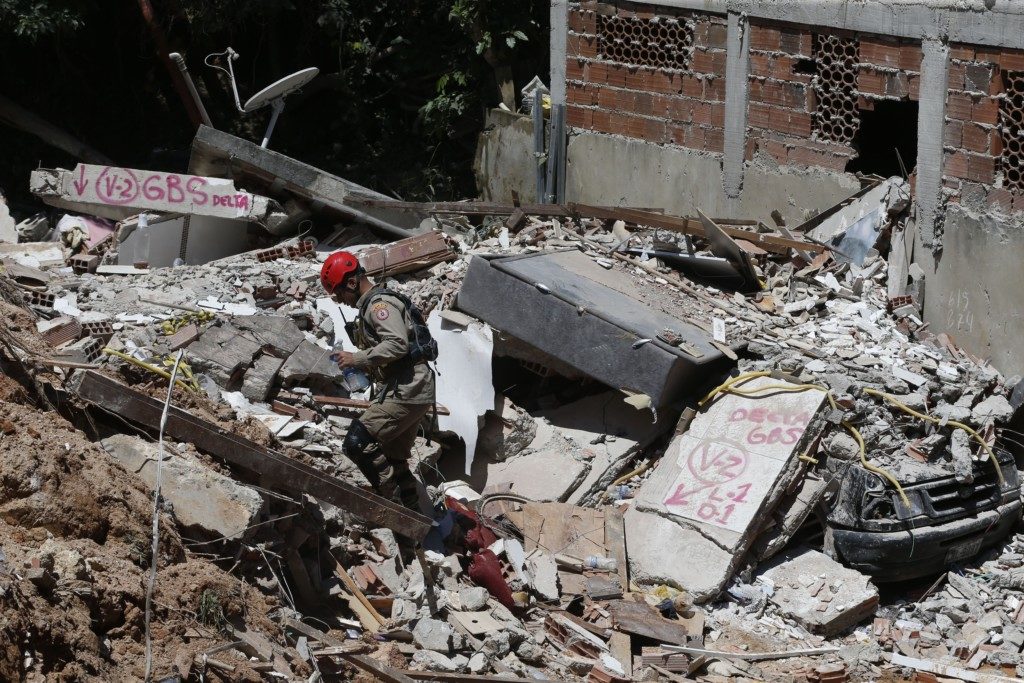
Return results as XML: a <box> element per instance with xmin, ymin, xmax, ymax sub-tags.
<box><xmin>2</xmin><ymin>148</ymin><xmax>1024</xmax><ymax>683</ymax></box>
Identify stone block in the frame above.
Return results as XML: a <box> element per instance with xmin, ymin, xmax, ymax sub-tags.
<box><xmin>185</xmin><ymin>322</ymin><xmax>262</xmax><ymax>385</ymax></box>
<box><xmin>101</xmin><ymin>434</ymin><xmax>264</xmax><ymax>539</ymax></box>
<box><xmin>279</xmin><ymin>340</ymin><xmax>343</xmax><ymax>384</ymax></box>
<box><xmin>757</xmin><ymin>548</ymin><xmax>879</xmax><ymax>636</ymax></box>
<box><xmin>241</xmin><ymin>353</ymin><xmax>285</xmax><ymax>403</ymax></box>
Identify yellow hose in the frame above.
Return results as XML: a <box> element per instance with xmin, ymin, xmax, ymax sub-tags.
<box><xmin>700</xmin><ymin>373</ymin><xmax>911</xmax><ymax>507</ymax></box>
<box><xmin>844</xmin><ymin>419</ymin><xmax>911</xmax><ymax>507</ymax></box>
<box><xmin>103</xmin><ymin>348</ymin><xmax>196</xmax><ymax>393</ymax></box>
<box><xmin>862</xmin><ymin>388</ymin><xmax>1005</xmax><ymax>485</ymax></box>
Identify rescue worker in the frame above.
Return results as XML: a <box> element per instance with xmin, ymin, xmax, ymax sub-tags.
<box><xmin>320</xmin><ymin>250</ymin><xmax>436</xmax><ymax>512</ymax></box>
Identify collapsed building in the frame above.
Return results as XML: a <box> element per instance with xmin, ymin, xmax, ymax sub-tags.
<box><xmin>1</xmin><ymin>1</ymin><xmax>1024</xmax><ymax>682</ymax></box>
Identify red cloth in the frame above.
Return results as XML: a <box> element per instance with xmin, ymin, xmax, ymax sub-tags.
<box><xmin>467</xmin><ymin>549</ymin><xmax>515</xmax><ymax>609</ymax></box>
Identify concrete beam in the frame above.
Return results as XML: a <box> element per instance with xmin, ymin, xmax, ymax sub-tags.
<box><xmin>915</xmin><ymin>38</ymin><xmax>950</xmax><ymax>250</ymax></box>
<box><xmin>29</xmin><ymin>164</ymin><xmax>273</xmax><ymax>223</ymax></box>
<box><xmin>634</xmin><ymin>1</ymin><xmax>1024</xmax><ymax>50</ymax></box>
<box><xmin>722</xmin><ymin>12</ymin><xmax>750</xmax><ymax>200</ymax></box>
<box><xmin>188</xmin><ymin>125</ymin><xmax>419</xmax><ymax>238</ymax></box>
<box><xmin>550</xmin><ymin>0</ymin><xmax>569</xmax><ymax>105</ymax></box>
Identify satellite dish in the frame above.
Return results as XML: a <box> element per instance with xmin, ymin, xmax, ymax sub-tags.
<box><xmin>244</xmin><ymin>67</ymin><xmax>319</xmax><ymax>113</ymax></box>
<box><xmin>205</xmin><ymin>48</ymin><xmax>318</xmax><ymax>149</ymax></box>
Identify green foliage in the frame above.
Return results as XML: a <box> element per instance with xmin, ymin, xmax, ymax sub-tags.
<box><xmin>197</xmin><ymin>589</ymin><xmax>228</xmax><ymax>630</ymax></box>
<box><xmin>0</xmin><ymin>0</ymin><xmax>85</xmax><ymax>39</ymax></box>
<box><xmin>0</xmin><ymin>0</ymin><xmax>547</xmax><ymax>203</ymax></box>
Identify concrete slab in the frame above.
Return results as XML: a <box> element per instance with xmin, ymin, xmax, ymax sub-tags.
<box><xmin>624</xmin><ymin>506</ymin><xmax>734</xmax><ymax>602</ymax></box>
<box><xmin>757</xmin><ymin>548</ymin><xmax>879</xmax><ymax>636</ymax></box>
<box><xmin>101</xmin><ymin>434</ymin><xmax>264</xmax><ymax>539</ymax></box>
<box><xmin>487</xmin><ymin>431</ymin><xmax>590</xmax><ymax>503</ymax></box>
<box><xmin>116</xmin><ymin>213</ymin><xmax>250</xmax><ymax>268</ymax></box>
<box><xmin>185</xmin><ymin>323</ymin><xmax>263</xmax><ymax>386</ymax></box>
<box><xmin>30</xmin><ymin>164</ymin><xmax>274</xmax><ymax>223</ymax></box>
<box><xmin>629</xmin><ymin>376</ymin><xmax>827</xmax><ymax>600</ymax></box>
<box><xmin>279</xmin><ymin>339</ymin><xmax>343</xmax><ymax>384</ymax></box>
<box><xmin>232</xmin><ymin>315</ymin><xmax>306</xmax><ymax>356</ymax></box>
<box><xmin>188</xmin><ymin>125</ymin><xmax>420</xmax><ymax>237</ymax></box>
<box><xmin>535</xmin><ymin>391</ymin><xmax>665</xmax><ymax>506</ymax></box>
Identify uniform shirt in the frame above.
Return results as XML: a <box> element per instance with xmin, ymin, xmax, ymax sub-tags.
<box><xmin>351</xmin><ymin>286</ymin><xmax>436</xmax><ymax>404</ymax></box>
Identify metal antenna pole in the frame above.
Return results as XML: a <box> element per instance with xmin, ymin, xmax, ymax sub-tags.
<box><xmin>261</xmin><ymin>99</ymin><xmax>286</xmax><ymax>148</ymax></box>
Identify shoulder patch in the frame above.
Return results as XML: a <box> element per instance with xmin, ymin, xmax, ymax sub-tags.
<box><xmin>373</xmin><ymin>303</ymin><xmax>390</xmax><ymax>321</ymax></box>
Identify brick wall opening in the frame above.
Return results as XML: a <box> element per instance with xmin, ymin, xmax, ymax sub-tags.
<box><xmin>845</xmin><ymin>99</ymin><xmax>918</xmax><ymax>176</ymax></box>
<box><xmin>999</xmin><ymin>70</ymin><xmax>1024</xmax><ymax>193</ymax></box>
<box><xmin>597</xmin><ymin>13</ymin><xmax>694</xmax><ymax>71</ymax></box>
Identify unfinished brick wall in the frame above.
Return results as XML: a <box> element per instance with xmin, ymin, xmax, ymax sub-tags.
<box><xmin>563</xmin><ymin>1</ymin><xmax>1024</xmax><ymax>214</ymax></box>
<box><xmin>943</xmin><ymin>44</ymin><xmax>1024</xmax><ymax>213</ymax></box>
<box><xmin>566</xmin><ymin>1</ymin><xmax>727</xmax><ymax>153</ymax></box>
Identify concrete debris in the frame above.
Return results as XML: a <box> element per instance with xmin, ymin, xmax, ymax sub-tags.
<box><xmin>4</xmin><ymin>123</ymin><xmax>1024</xmax><ymax>682</ymax></box>
<box><xmin>757</xmin><ymin>548</ymin><xmax>880</xmax><ymax>637</ymax></box>
<box><xmin>101</xmin><ymin>434</ymin><xmax>264</xmax><ymax>539</ymax></box>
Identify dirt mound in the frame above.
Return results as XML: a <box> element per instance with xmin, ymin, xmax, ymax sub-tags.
<box><xmin>0</xmin><ymin>397</ymin><xmax>290</xmax><ymax>680</ymax></box>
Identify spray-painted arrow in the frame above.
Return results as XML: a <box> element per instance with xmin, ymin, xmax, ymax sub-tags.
<box><xmin>72</xmin><ymin>165</ymin><xmax>88</xmax><ymax>196</ymax></box>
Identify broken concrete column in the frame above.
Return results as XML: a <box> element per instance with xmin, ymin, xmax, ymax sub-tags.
<box><xmin>101</xmin><ymin>434</ymin><xmax>264</xmax><ymax>540</ymax></box>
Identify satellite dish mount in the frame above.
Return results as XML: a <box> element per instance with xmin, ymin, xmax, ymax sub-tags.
<box><xmin>206</xmin><ymin>47</ymin><xmax>318</xmax><ymax>149</ymax></box>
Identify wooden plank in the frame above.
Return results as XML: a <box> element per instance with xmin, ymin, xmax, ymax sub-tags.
<box><xmin>400</xmin><ymin>671</ymin><xmax>562</xmax><ymax>682</ymax></box>
<box><xmin>573</xmin><ymin>203</ymin><xmax>825</xmax><ymax>254</ymax></box>
<box><xmin>661</xmin><ymin>644</ymin><xmax>840</xmax><ymax>662</ymax></box>
<box><xmin>607</xmin><ymin>597</ymin><xmax>702</xmax><ymax>646</ymax></box>
<box><xmin>342</xmin><ymin>654</ymin><xmax>417</xmax><ymax>683</ymax></box>
<box><xmin>72</xmin><ymin>370</ymin><xmax>432</xmax><ymax>540</ymax></box>
<box><xmin>350</xmin><ymin>198</ymin><xmax>823</xmax><ymax>254</ymax></box>
<box><xmin>282</xmin><ymin>617</ymin><xmax>349</xmax><ymax>648</ymax></box>
<box><xmin>332</xmin><ymin>554</ymin><xmax>387</xmax><ymax>629</ymax></box>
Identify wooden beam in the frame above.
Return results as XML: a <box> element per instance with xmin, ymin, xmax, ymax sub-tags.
<box><xmin>72</xmin><ymin>371</ymin><xmax>432</xmax><ymax>540</ymax></box>
<box><xmin>342</xmin><ymin>654</ymin><xmax>417</xmax><ymax>683</ymax></box>
<box><xmin>572</xmin><ymin>203</ymin><xmax>825</xmax><ymax>254</ymax></box>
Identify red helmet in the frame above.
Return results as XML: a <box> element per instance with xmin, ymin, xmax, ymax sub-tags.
<box><xmin>321</xmin><ymin>250</ymin><xmax>362</xmax><ymax>293</ymax></box>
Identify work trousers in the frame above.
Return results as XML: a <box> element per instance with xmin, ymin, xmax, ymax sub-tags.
<box><xmin>359</xmin><ymin>399</ymin><xmax>431</xmax><ymax>512</ymax></box>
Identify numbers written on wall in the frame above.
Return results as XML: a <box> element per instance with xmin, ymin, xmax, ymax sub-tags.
<box><xmin>946</xmin><ymin>288</ymin><xmax>974</xmax><ymax>334</ymax></box>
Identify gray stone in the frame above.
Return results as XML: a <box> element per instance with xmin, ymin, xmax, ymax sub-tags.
<box><xmin>459</xmin><ymin>586</ymin><xmax>489</xmax><ymax>611</ymax></box>
<box><xmin>411</xmin><ymin>650</ymin><xmax>463</xmax><ymax>673</ymax></box>
<box><xmin>232</xmin><ymin>315</ymin><xmax>306</xmax><ymax>355</ymax></box>
<box><xmin>950</xmin><ymin>430</ymin><xmax>974</xmax><ymax>484</ymax></box>
<box><xmin>467</xmin><ymin>652</ymin><xmax>489</xmax><ymax>674</ymax></box>
<box><xmin>972</xmin><ymin>394</ymin><xmax>1014</xmax><ymax>424</ymax></box>
<box><xmin>241</xmin><ymin>353</ymin><xmax>284</xmax><ymax>403</ymax></box>
<box><xmin>279</xmin><ymin>339</ymin><xmax>343</xmax><ymax>384</ymax></box>
<box><xmin>413</xmin><ymin>617</ymin><xmax>455</xmax><ymax>654</ymax></box>
<box><xmin>758</xmin><ymin>548</ymin><xmax>879</xmax><ymax>636</ymax></box>
<box><xmin>185</xmin><ymin>322</ymin><xmax>262</xmax><ymax>385</ymax></box>
<box><xmin>101</xmin><ymin>434</ymin><xmax>263</xmax><ymax>539</ymax></box>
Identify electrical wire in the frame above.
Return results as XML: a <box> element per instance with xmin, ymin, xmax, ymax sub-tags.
<box><xmin>143</xmin><ymin>350</ymin><xmax>184</xmax><ymax>682</ymax></box>
<box><xmin>699</xmin><ymin>372</ymin><xmax>912</xmax><ymax>506</ymax></box>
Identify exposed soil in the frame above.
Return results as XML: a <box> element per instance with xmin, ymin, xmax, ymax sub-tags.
<box><xmin>0</xmin><ymin>389</ymin><xmax>299</xmax><ymax>681</ymax></box>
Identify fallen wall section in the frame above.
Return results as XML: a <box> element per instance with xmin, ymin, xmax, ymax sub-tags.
<box><xmin>626</xmin><ymin>376</ymin><xmax>827</xmax><ymax>601</ymax></box>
